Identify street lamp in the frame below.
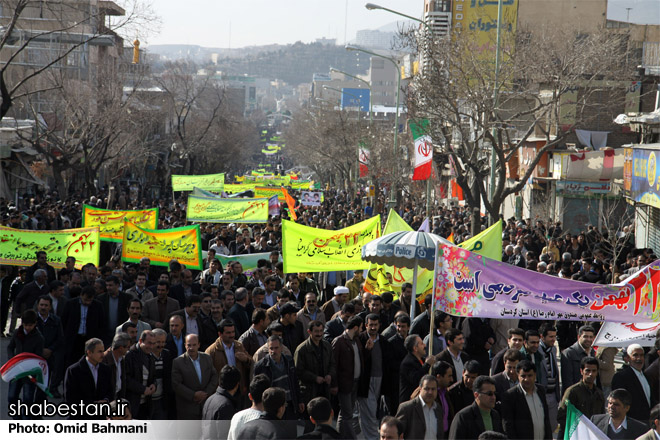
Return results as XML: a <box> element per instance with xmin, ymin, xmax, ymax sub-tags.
<box><xmin>346</xmin><ymin>44</ymin><xmax>401</xmax><ymax>212</ymax></box>
<box><xmin>364</xmin><ymin>3</ymin><xmax>435</xmax><ymax>220</ymax></box>
<box><xmin>330</xmin><ymin>67</ymin><xmax>373</xmax><ymax>122</ymax></box>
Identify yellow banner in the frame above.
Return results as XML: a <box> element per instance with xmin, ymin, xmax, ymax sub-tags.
<box><xmin>122</xmin><ymin>221</ymin><xmax>202</xmax><ymax>270</ymax></box>
<box><xmin>225</xmin><ymin>183</ymin><xmax>258</xmax><ymax>193</ymax></box>
<box><xmin>0</xmin><ymin>225</ymin><xmax>100</xmax><ymax>269</ymax></box>
<box><xmin>82</xmin><ymin>205</ymin><xmax>159</xmax><ymax>242</ymax></box>
<box><xmin>282</xmin><ymin>216</ymin><xmax>381</xmax><ymax>273</ymax></box>
<box><xmin>186</xmin><ymin>195</ymin><xmax>269</xmax><ymax>223</ymax></box>
<box><xmin>172</xmin><ymin>173</ymin><xmax>225</xmax><ymax>192</ymax></box>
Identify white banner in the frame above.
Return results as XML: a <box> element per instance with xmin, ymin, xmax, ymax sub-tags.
<box><xmin>594</xmin><ymin>321</ymin><xmax>660</xmax><ymax>347</ymax></box>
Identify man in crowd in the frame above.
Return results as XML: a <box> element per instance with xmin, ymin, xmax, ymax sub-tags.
<box><xmin>612</xmin><ymin>343</ymin><xmax>656</xmax><ymax>423</ymax></box>
<box><xmin>396</xmin><ymin>374</ymin><xmax>444</xmax><ymax>439</ymax></box>
<box><xmin>298</xmin><ymin>396</ymin><xmax>342</xmax><ymax>439</ymax></box>
<box><xmin>294</xmin><ymin>320</ymin><xmax>336</xmax><ymax>421</ymax></box>
<box><xmin>448</xmin><ymin>375</ymin><xmax>504</xmax><ymax>439</ymax></box>
<box><xmin>297</xmin><ymin>292</ymin><xmax>325</xmax><ymax>331</ymax></box>
<box><xmin>202</xmin><ymin>365</ymin><xmax>241</xmax><ymax>439</ymax></box>
<box><xmin>557</xmin><ymin>356</ymin><xmax>605</xmax><ymax>438</ymax></box>
<box><xmin>400</xmin><ymin>334</ymin><xmax>436</xmax><ymax>404</ymax></box>
<box><xmin>124</xmin><ymin>329</ymin><xmax>156</xmax><ymax>418</ymax></box>
<box><xmin>234</xmin><ymin>387</ymin><xmax>294</xmax><ymax>440</ymax></box>
<box><xmin>561</xmin><ymin>325</ymin><xmax>596</xmax><ymax>394</ymax></box>
<box><xmin>278</xmin><ymin>302</ymin><xmax>304</xmax><ymax>354</ymax></box>
<box><xmin>538</xmin><ymin>322</ymin><xmax>560</xmax><ymax>432</ymax></box>
<box><xmin>126</xmin><ymin>272</ymin><xmax>153</xmax><ymax>302</ymax></box>
<box><xmin>171</xmin><ymin>334</ymin><xmax>218</xmax><ymax>420</ymax></box>
<box><xmin>238</xmin><ymin>309</ymin><xmax>270</xmax><ymax>356</ymax></box>
<box><xmin>227</xmin><ymin>374</ymin><xmax>271</xmax><ymax>440</ymax></box>
<box><xmin>385</xmin><ymin>313</ymin><xmax>410</xmax><ymax>415</ymax></box>
<box><xmin>35</xmin><ymin>295</ymin><xmax>64</xmax><ymax>397</ymax></box>
<box><xmin>151</xmin><ymin>328</ymin><xmax>174</xmax><ymax>419</ymax></box>
<box><xmin>254</xmin><ymin>335</ymin><xmax>304</xmax><ymax>420</ymax></box>
<box><xmin>324</xmin><ymin>302</ymin><xmax>355</xmax><ymax>342</ymax></box>
<box><xmin>345</xmin><ymin>270</ymin><xmax>364</xmax><ymax>300</ymax></box>
<box><xmin>321</xmin><ymin>286</ymin><xmax>349</xmax><ymax>322</ymax></box>
<box><xmin>438</xmin><ymin>328</ymin><xmax>471</xmax><ymax>385</ymax></box>
<box><xmin>637</xmin><ymin>404</ymin><xmax>660</xmax><ymax>440</ymax></box>
<box><xmin>98</xmin><ymin>275</ymin><xmax>131</xmax><ymax>346</ymax></box>
<box><xmin>490</xmin><ymin>328</ymin><xmax>524</xmax><ymax>375</ymax></box>
<box><xmin>500</xmin><ymin>360</ymin><xmax>552</xmax><ymax>439</ymax></box>
<box><xmin>205</xmin><ymin>318</ymin><xmax>252</xmax><ymax>401</ymax></box>
<box><xmin>227</xmin><ymin>287</ymin><xmax>250</xmax><ymax>336</ymax></box>
<box><xmin>357</xmin><ymin>313</ymin><xmax>385</xmax><ymax>440</ymax></box>
<box><xmin>64</xmin><ymin>338</ymin><xmax>112</xmax><ymax>419</ymax></box>
<box><xmin>143</xmin><ymin>281</ymin><xmax>180</xmax><ymax>329</ymax></box>
<box><xmin>448</xmin><ymin>360</ymin><xmax>480</xmax><ymax>413</ymax></box>
<box><xmin>332</xmin><ymin>315</ymin><xmax>364</xmax><ymax>439</ymax></box>
<box><xmin>61</xmin><ymin>285</ymin><xmax>105</xmax><ymax>366</ymax></box>
<box><xmin>492</xmin><ymin>349</ymin><xmax>523</xmax><ymax>403</ymax></box>
<box><xmin>170</xmin><ymin>269</ymin><xmax>202</xmax><ymax>308</ymax></box>
<box><xmin>116</xmin><ymin>298</ymin><xmax>151</xmax><ymax>336</ymax></box>
<box><xmin>165</xmin><ymin>315</ymin><xmax>185</xmax><ymax>357</ymax></box>
<box><xmin>102</xmin><ymin>332</ymin><xmax>130</xmax><ymax>402</ymax></box>
<box><xmin>590</xmin><ymin>389</ymin><xmax>648</xmax><ymax>439</ymax></box>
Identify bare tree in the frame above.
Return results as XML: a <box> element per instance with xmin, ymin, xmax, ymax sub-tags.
<box><xmin>400</xmin><ymin>24</ymin><xmax>636</xmax><ymax>234</ymax></box>
<box><xmin>0</xmin><ymin>0</ymin><xmax>159</xmax><ymax>122</ymax></box>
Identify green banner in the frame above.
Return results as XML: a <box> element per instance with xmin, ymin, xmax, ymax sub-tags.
<box><xmin>458</xmin><ymin>220</ymin><xmax>503</xmax><ymax>261</ymax></box>
<box><xmin>282</xmin><ymin>216</ymin><xmax>381</xmax><ymax>273</ymax></box>
<box><xmin>186</xmin><ymin>195</ymin><xmax>269</xmax><ymax>223</ymax></box>
<box><xmin>172</xmin><ymin>173</ymin><xmax>225</xmax><ymax>192</ymax></box>
<box><xmin>0</xmin><ymin>225</ymin><xmax>100</xmax><ymax>269</ymax></box>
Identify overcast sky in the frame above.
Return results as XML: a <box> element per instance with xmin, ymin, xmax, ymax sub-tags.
<box><xmin>145</xmin><ymin>0</ymin><xmax>659</xmax><ymax>48</ymax></box>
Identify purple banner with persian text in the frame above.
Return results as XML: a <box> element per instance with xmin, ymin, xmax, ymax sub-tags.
<box><xmin>433</xmin><ymin>244</ymin><xmax>660</xmax><ymax>322</ymax></box>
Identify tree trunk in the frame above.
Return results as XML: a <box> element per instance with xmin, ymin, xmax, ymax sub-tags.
<box><xmin>51</xmin><ymin>161</ymin><xmax>68</xmax><ymax>199</ymax></box>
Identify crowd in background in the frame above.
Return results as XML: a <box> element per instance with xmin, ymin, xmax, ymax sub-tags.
<box><xmin>1</xmin><ymin>187</ymin><xmax>659</xmax><ymax>440</ymax></box>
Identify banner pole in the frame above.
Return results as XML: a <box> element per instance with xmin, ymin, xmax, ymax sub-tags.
<box><xmin>428</xmin><ymin>243</ymin><xmax>441</xmax><ymax>368</ymax></box>
<box><xmin>411</xmin><ymin>258</ymin><xmax>419</xmax><ymax>322</ymax></box>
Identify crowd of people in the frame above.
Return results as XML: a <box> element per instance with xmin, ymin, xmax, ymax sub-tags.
<box><xmin>1</xmin><ymin>188</ymin><xmax>660</xmax><ymax>440</ymax></box>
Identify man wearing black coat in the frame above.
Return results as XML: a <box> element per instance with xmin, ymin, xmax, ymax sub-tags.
<box><xmin>202</xmin><ymin>365</ymin><xmax>241</xmax><ymax>439</ymax></box>
<box><xmin>408</xmin><ymin>295</ymin><xmax>433</xmax><ymax>337</ymax></box>
<box><xmin>385</xmin><ymin>314</ymin><xmax>409</xmax><ymax>415</ymax></box>
<box><xmin>448</xmin><ymin>376</ymin><xmax>504</xmax><ymax>440</ymax></box>
<box><xmin>298</xmin><ymin>397</ymin><xmax>342</xmax><ymax>439</ymax></box>
<box><xmin>97</xmin><ymin>276</ymin><xmax>131</xmax><ymax>346</ymax></box>
<box><xmin>123</xmin><ymin>330</ymin><xmax>156</xmax><ymax>418</ymax></box>
<box><xmin>101</xmin><ymin>333</ymin><xmax>130</xmax><ymax>402</ymax></box>
<box><xmin>167</xmin><ymin>295</ymin><xmax>216</xmax><ymax>351</ymax></box>
<box><xmin>227</xmin><ymin>287</ymin><xmax>250</xmax><ymax>337</ymax></box>
<box><xmin>169</xmin><ymin>269</ymin><xmax>202</xmax><ymax>308</ymax></box>
<box><xmin>399</xmin><ymin>334</ymin><xmax>435</xmax><ymax>404</ymax></box>
<box><xmin>501</xmin><ymin>360</ymin><xmax>552</xmax><ymax>440</ymax></box>
<box><xmin>323</xmin><ymin>304</ymin><xmax>353</xmax><ymax>343</ymax></box>
<box><xmin>64</xmin><ymin>338</ymin><xmax>113</xmax><ymax>419</ymax></box>
<box><xmin>35</xmin><ymin>296</ymin><xmax>65</xmax><ymax>397</ymax></box>
<box><xmin>14</xmin><ymin>269</ymin><xmax>49</xmax><ymax>316</ymax></box>
<box><xmin>234</xmin><ymin>387</ymin><xmax>296</xmax><ymax>440</ymax></box>
<box><xmin>61</xmin><ymin>286</ymin><xmax>106</xmax><ymax>366</ymax></box>
<box><xmin>462</xmin><ymin>317</ymin><xmax>495</xmax><ymax>376</ymax></box>
<box><xmin>611</xmin><ymin>344</ymin><xmax>656</xmax><ymax>423</ymax></box>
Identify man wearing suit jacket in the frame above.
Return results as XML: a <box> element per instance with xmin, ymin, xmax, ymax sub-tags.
<box><xmin>332</xmin><ymin>316</ymin><xmax>364</xmax><ymax>440</ymax></box>
<box><xmin>171</xmin><ymin>334</ymin><xmax>218</xmax><ymax>420</ymax></box>
<box><xmin>400</xmin><ymin>334</ymin><xmax>436</xmax><ymax>404</ymax></box>
<box><xmin>47</xmin><ymin>280</ymin><xmax>66</xmax><ymax>317</ymax></box>
<box><xmin>637</xmin><ymin>404</ymin><xmax>660</xmax><ymax>440</ymax></box>
<box><xmin>205</xmin><ymin>318</ymin><xmax>253</xmax><ymax>398</ymax></box>
<box><xmin>492</xmin><ymin>349</ymin><xmax>523</xmax><ymax>403</ymax></box>
<box><xmin>124</xmin><ymin>330</ymin><xmax>157</xmax><ymax>418</ymax></box>
<box><xmin>324</xmin><ymin>303</ymin><xmax>354</xmax><ymax>343</ymax></box>
<box><xmin>396</xmin><ymin>375</ymin><xmax>445</xmax><ymax>439</ymax></box>
<box><xmin>36</xmin><ymin>295</ymin><xmax>65</xmax><ymax>397</ymax></box>
<box><xmin>590</xmin><ymin>389</ymin><xmax>648</xmax><ymax>440</ymax></box>
<box><xmin>169</xmin><ymin>269</ymin><xmax>202</xmax><ymax>308</ymax></box>
<box><xmin>500</xmin><ymin>360</ymin><xmax>552</xmax><ymax>439</ymax></box>
<box><xmin>448</xmin><ymin>376</ymin><xmax>504</xmax><ymax>440</ymax></box>
<box><xmin>142</xmin><ymin>281</ymin><xmax>179</xmax><ymax>329</ymax></box>
<box><xmin>437</xmin><ymin>328</ymin><xmax>471</xmax><ymax>385</ymax></box>
<box><xmin>612</xmin><ymin>344</ymin><xmax>656</xmax><ymax>423</ymax></box>
<box><xmin>167</xmin><ymin>295</ymin><xmax>215</xmax><ymax>351</ymax></box>
<box><xmin>61</xmin><ymin>286</ymin><xmax>106</xmax><ymax>366</ymax></box>
<box><xmin>101</xmin><ymin>333</ymin><xmax>130</xmax><ymax>402</ymax></box>
<box><xmin>97</xmin><ymin>276</ymin><xmax>131</xmax><ymax>346</ymax></box>
<box><xmin>63</xmin><ymin>338</ymin><xmax>112</xmax><ymax>419</ymax></box>
<box><xmin>165</xmin><ymin>315</ymin><xmax>186</xmax><ymax>357</ymax></box>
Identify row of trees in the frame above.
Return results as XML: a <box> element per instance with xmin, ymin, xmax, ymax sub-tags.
<box><xmin>1</xmin><ymin>1</ymin><xmax>256</xmax><ymax>199</ymax></box>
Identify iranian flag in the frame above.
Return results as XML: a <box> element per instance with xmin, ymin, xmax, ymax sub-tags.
<box><xmin>359</xmin><ymin>143</ymin><xmax>370</xmax><ymax>178</ymax></box>
<box><xmin>563</xmin><ymin>401</ymin><xmax>609</xmax><ymax>440</ymax></box>
<box><xmin>1</xmin><ymin>352</ymin><xmax>51</xmax><ymax>397</ymax></box>
<box><xmin>410</xmin><ymin>119</ymin><xmax>433</xmax><ymax>180</ymax></box>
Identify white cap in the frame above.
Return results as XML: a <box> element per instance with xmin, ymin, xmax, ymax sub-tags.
<box><xmin>334</xmin><ymin>286</ymin><xmax>349</xmax><ymax>296</ymax></box>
